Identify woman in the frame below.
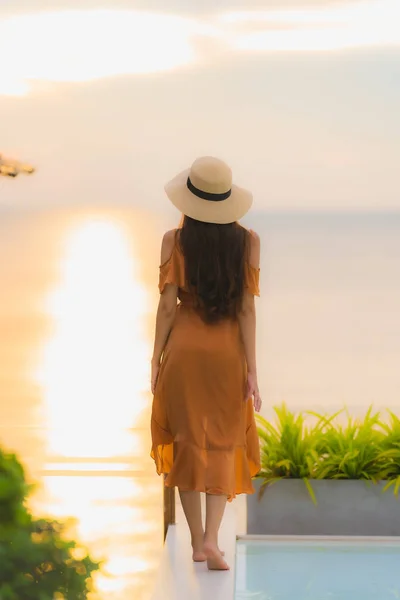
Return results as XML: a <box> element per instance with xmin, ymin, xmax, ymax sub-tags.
<box><xmin>150</xmin><ymin>156</ymin><xmax>261</xmax><ymax>571</ymax></box>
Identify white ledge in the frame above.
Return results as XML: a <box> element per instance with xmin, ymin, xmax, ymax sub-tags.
<box><xmin>150</xmin><ymin>495</ymin><xmax>247</xmax><ymax>600</ymax></box>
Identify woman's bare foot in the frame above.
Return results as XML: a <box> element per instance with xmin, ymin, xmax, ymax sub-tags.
<box><xmin>192</xmin><ymin>550</ymin><xmax>207</xmax><ymax>562</ymax></box>
<box><xmin>192</xmin><ymin>537</ymin><xmax>225</xmax><ymax>562</ymax></box>
<box><xmin>192</xmin><ymin>548</ymin><xmax>225</xmax><ymax>562</ymax></box>
<box><xmin>203</xmin><ymin>540</ymin><xmax>230</xmax><ymax>571</ymax></box>
<box><xmin>191</xmin><ymin>535</ymin><xmax>224</xmax><ymax>562</ymax></box>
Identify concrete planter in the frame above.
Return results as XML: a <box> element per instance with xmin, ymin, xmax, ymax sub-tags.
<box><xmin>247</xmin><ymin>478</ymin><xmax>400</xmax><ymax>536</ymax></box>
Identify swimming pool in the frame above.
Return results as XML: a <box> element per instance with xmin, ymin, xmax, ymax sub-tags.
<box><xmin>235</xmin><ymin>538</ymin><xmax>400</xmax><ymax>600</ymax></box>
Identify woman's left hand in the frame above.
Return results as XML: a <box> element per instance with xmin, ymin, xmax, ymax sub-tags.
<box><xmin>151</xmin><ymin>360</ymin><xmax>160</xmax><ymax>395</ymax></box>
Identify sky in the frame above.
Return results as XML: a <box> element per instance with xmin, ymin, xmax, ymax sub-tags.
<box><xmin>2</xmin><ymin>7</ymin><xmax>399</xmax><ymax>595</ymax></box>
<box><xmin>0</xmin><ymin>0</ymin><xmax>399</xmax><ymax>212</ymax></box>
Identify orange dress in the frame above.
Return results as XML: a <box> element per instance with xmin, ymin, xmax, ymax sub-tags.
<box><xmin>150</xmin><ymin>232</ymin><xmax>261</xmax><ymax>501</ymax></box>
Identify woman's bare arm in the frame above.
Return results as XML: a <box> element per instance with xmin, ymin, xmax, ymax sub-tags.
<box><xmin>151</xmin><ymin>230</ymin><xmax>178</xmax><ymax>368</ymax></box>
<box><xmin>238</xmin><ymin>230</ymin><xmax>261</xmax><ymax>410</ymax></box>
<box><xmin>239</xmin><ymin>291</ymin><xmax>257</xmax><ymax>374</ymax></box>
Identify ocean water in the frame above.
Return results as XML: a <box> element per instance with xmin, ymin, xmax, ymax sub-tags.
<box><xmin>0</xmin><ymin>206</ymin><xmax>399</xmax><ymax>599</ymax></box>
<box><xmin>241</xmin><ymin>210</ymin><xmax>400</xmax><ymax>416</ymax></box>
<box><xmin>0</xmin><ymin>206</ymin><xmax>164</xmax><ymax>600</ymax></box>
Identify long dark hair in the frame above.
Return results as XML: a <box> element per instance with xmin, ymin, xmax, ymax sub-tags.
<box><xmin>179</xmin><ymin>216</ymin><xmax>249</xmax><ymax>323</ymax></box>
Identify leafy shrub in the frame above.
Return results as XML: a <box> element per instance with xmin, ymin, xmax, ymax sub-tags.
<box><xmin>257</xmin><ymin>404</ymin><xmax>400</xmax><ymax>503</ymax></box>
<box><xmin>0</xmin><ymin>447</ymin><xmax>101</xmax><ymax>600</ymax></box>
<box><xmin>314</xmin><ymin>407</ymin><xmax>391</xmax><ymax>481</ymax></box>
<box><xmin>380</xmin><ymin>411</ymin><xmax>400</xmax><ymax>495</ymax></box>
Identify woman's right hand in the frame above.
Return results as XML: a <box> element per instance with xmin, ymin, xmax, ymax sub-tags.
<box><xmin>246</xmin><ymin>372</ymin><xmax>262</xmax><ymax>412</ymax></box>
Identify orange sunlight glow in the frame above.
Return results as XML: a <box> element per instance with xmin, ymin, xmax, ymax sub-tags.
<box><xmin>32</xmin><ymin>218</ymin><xmax>162</xmax><ymax>598</ymax></box>
<box><xmin>36</xmin><ymin>218</ymin><xmax>149</xmax><ymax>457</ymax></box>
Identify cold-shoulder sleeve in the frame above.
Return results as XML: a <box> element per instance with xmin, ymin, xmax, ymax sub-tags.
<box><xmin>243</xmin><ymin>229</ymin><xmax>260</xmax><ymax>296</ymax></box>
<box><xmin>158</xmin><ymin>243</ymin><xmax>186</xmax><ymax>293</ymax></box>
<box><xmin>244</xmin><ymin>262</ymin><xmax>260</xmax><ymax>297</ymax></box>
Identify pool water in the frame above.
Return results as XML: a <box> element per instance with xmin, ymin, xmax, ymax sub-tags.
<box><xmin>235</xmin><ymin>539</ymin><xmax>400</xmax><ymax>600</ymax></box>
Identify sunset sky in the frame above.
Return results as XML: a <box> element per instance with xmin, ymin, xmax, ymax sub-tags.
<box><xmin>1</xmin><ymin>0</ymin><xmax>399</xmax><ymax>212</ymax></box>
<box><xmin>2</xmin><ymin>6</ymin><xmax>399</xmax><ymax>596</ymax></box>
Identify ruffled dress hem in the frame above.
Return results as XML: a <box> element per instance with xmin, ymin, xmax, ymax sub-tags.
<box><xmin>151</xmin><ymin>417</ymin><xmax>260</xmax><ymax>502</ymax></box>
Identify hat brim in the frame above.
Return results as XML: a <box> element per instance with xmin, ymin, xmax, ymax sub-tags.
<box><xmin>165</xmin><ymin>168</ymin><xmax>253</xmax><ymax>225</ymax></box>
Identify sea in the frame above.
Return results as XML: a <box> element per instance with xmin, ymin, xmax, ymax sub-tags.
<box><xmin>0</xmin><ymin>205</ymin><xmax>399</xmax><ymax>598</ymax></box>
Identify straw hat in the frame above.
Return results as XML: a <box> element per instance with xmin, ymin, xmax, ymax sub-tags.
<box><xmin>164</xmin><ymin>156</ymin><xmax>253</xmax><ymax>224</ymax></box>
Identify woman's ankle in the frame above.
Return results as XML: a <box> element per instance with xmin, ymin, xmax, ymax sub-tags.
<box><xmin>204</xmin><ymin>532</ymin><xmax>218</xmax><ymax>546</ymax></box>
<box><xmin>191</xmin><ymin>532</ymin><xmax>204</xmax><ymax>547</ymax></box>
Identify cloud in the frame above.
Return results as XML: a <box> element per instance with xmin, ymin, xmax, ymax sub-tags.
<box><xmin>220</xmin><ymin>0</ymin><xmax>400</xmax><ymax>52</ymax></box>
<box><xmin>0</xmin><ymin>2</ymin><xmax>399</xmax><ymax>97</ymax></box>
<box><xmin>0</xmin><ymin>10</ymin><xmax>215</xmax><ymax>96</ymax></box>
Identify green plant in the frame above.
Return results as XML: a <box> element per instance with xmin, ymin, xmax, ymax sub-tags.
<box><xmin>256</xmin><ymin>404</ymin><xmax>400</xmax><ymax>504</ymax></box>
<box><xmin>0</xmin><ymin>447</ymin><xmax>101</xmax><ymax>600</ymax></box>
<box><xmin>257</xmin><ymin>404</ymin><xmax>331</xmax><ymax>504</ymax></box>
<box><xmin>380</xmin><ymin>411</ymin><xmax>400</xmax><ymax>495</ymax></box>
<box><xmin>0</xmin><ymin>450</ymin><xmax>31</xmax><ymax>528</ymax></box>
<box><xmin>314</xmin><ymin>407</ymin><xmax>390</xmax><ymax>482</ymax></box>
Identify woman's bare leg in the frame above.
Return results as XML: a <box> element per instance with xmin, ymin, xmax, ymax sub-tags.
<box><xmin>178</xmin><ymin>490</ymin><xmax>207</xmax><ymax>561</ymax></box>
<box><xmin>204</xmin><ymin>493</ymin><xmax>230</xmax><ymax>570</ymax></box>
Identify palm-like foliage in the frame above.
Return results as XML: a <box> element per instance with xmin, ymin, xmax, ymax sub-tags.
<box><xmin>314</xmin><ymin>407</ymin><xmax>390</xmax><ymax>481</ymax></box>
<box><xmin>257</xmin><ymin>404</ymin><xmax>400</xmax><ymax>503</ymax></box>
<box><xmin>0</xmin><ymin>154</ymin><xmax>35</xmax><ymax>177</ymax></box>
<box><xmin>257</xmin><ymin>405</ymin><xmax>334</xmax><ymax>503</ymax></box>
<box><xmin>379</xmin><ymin>411</ymin><xmax>400</xmax><ymax>495</ymax></box>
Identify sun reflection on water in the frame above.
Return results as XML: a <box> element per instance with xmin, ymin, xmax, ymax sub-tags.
<box><xmin>37</xmin><ymin>219</ymin><xmax>149</xmax><ymax>457</ymax></box>
<box><xmin>33</xmin><ymin>217</ymin><xmax>162</xmax><ymax>599</ymax></box>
